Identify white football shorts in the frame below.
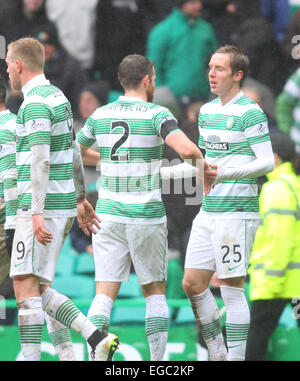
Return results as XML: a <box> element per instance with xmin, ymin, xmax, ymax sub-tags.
<box><xmin>10</xmin><ymin>216</ymin><xmax>75</xmax><ymax>283</ymax></box>
<box><xmin>93</xmin><ymin>221</ymin><xmax>168</xmax><ymax>285</ymax></box>
<box><xmin>184</xmin><ymin>213</ymin><xmax>259</xmax><ymax>279</ymax></box>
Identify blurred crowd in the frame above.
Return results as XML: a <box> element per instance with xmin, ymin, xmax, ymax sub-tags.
<box><xmin>0</xmin><ymin>1</ymin><xmax>299</xmax><ymax>123</ymax></box>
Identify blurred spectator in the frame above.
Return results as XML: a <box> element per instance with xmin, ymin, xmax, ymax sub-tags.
<box><xmin>45</xmin><ymin>0</ymin><xmax>99</xmax><ymax>72</ymax></box>
<box><xmin>246</xmin><ymin>132</ymin><xmax>300</xmax><ymax>361</ymax></box>
<box><xmin>276</xmin><ymin>67</ymin><xmax>300</xmax><ymax>153</ymax></box>
<box><xmin>0</xmin><ymin>0</ymin><xmax>55</xmax><ymax>82</ymax></box>
<box><xmin>0</xmin><ymin>0</ymin><xmax>52</xmax><ymax>43</ymax></box>
<box><xmin>153</xmin><ymin>86</ymin><xmax>182</xmax><ymax>122</ymax></box>
<box><xmin>74</xmin><ymin>81</ymin><xmax>109</xmax><ymax>187</ymax></box>
<box><xmin>76</xmin><ymin>80</ymin><xmax>110</xmax><ymax>131</ymax></box>
<box><xmin>229</xmin><ymin>0</ymin><xmax>285</xmax><ymax>95</ymax></box>
<box><xmin>94</xmin><ymin>0</ymin><xmax>145</xmax><ymax>90</ymax></box>
<box><xmin>201</xmin><ymin>0</ymin><xmax>236</xmax><ymax>45</ymax></box>
<box><xmin>260</xmin><ymin>0</ymin><xmax>290</xmax><ymax>43</ymax></box>
<box><xmin>161</xmin><ymin>99</ymin><xmax>202</xmax><ymax>265</ymax></box>
<box><xmin>147</xmin><ymin>0</ymin><xmax>218</xmax><ymax>107</ymax></box>
<box><xmin>242</xmin><ymin>80</ymin><xmax>279</xmax><ymax>193</ymax></box>
<box><xmin>33</xmin><ymin>23</ymin><xmax>89</xmax><ymax>118</ymax></box>
<box><xmin>140</xmin><ymin>0</ymin><xmax>174</xmax><ymax>36</ymax></box>
<box><xmin>242</xmin><ymin>77</ymin><xmax>277</xmax><ymax>132</ymax></box>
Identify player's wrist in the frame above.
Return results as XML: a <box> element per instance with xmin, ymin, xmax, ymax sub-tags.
<box><xmin>77</xmin><ymin>195</ymin><xmax>86</xmax><ymax>204</ymax></box>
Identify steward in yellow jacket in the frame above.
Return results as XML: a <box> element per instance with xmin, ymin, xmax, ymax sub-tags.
<box><xmin>246</xmin><ymin>132</ymin><xmax>300</xmax><ymax>361</ymax></box>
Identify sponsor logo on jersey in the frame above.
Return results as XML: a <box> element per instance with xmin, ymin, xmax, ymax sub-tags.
<box><xmin>205</xmin><ymin>141</ymin><xmax>229</xmax><ymax>151</ymax></box>
<box><xmin>0</xmin><ymin>144</ymin><xmax>14</xmax><ymax>155</ymax></box>
<box><xmin>257</xmin><ymin>123</ymin><xmax>267</xmax><ymax>134</ymax></box>
<box><xmin>31</xmin><ymin>120</ymin><xmax>48</xmax><ymax>131</ymax></box>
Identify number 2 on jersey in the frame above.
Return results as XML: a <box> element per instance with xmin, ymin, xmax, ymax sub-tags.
<box><xmin>110</xmin><ymin>121</ymin><xmax>129</xmax><ymax>161</ymax></box>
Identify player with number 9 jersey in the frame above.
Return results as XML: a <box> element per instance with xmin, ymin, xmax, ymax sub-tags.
<box><xmin>10</xmin><ymin>74</ymin><xmax>77</xmax><ymax>282</ymax></box>
<box><xmin>15</xmin><ymin>76</ymin><xmax>77</xmax><ymax>218</ymax></box>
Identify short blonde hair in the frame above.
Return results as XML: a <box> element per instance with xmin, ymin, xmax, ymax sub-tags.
<box><xmin>8</xmin><ymin>37</ymin><xmax>45</xmax><ymax>72</ymax></box>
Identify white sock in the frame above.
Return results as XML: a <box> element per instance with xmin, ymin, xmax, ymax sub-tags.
<box><xmin>145</xmin><ymin>294</ymin><xmax>169</xmax><ymax>361</ymax></box>
<box><xmin>45</xmin><ymin>313</ymin><xmax>76</xmax><ymax>361</ymax></box>
<box><xmin>189</xmin><ymin>288</ymin><xmax>227</xmax><ymax>361</ymax></box>
<box><xmin>220</xmin><ymin>285</ymin><xmax>250</xmax><ymax>361</ymax></box>
<box><xmin>17</xmin><ymin>297</ymin><xmax>44</xmax><ymax>361</ymax></box>
<box><xmin>87</xmin><ymin>294</ymin><xmax>114</xmax><ymax>332</ymax></box>
<box><xmin>41</xmin><ymin>287</ymin><xmax>98</xmax><ymax>340</ymax></box>
<box><xmin>86</xmin><ymin>294</ymin><xmax>114</xmax><ymax>360</ymax></box>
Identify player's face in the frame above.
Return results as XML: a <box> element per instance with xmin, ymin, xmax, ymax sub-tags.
<box><xmin>208</xmin><ymin>53</ymin><xmax>240</xmax><ymax>97</ymax></box>
<box><xmin>146</xmin><ymin>67</ymin><xmax>156</xmax><ymax>103</ymax></box>
<box><xmin>5</xmin><ymin>51</ymin><xmax>22</xmax><ymax>91</ymax></box>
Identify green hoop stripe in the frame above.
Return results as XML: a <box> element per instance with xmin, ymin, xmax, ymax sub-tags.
<box><xmin>48</xmin><ymin>328</ymin><xmax>72</xmax><ymax>347</ymax></box>
<box><xmin>200</xmin><ymin>319</ymin><xmax>222</xmax><ymax>340</ymax></box>
<box><xmin>89</xmin><ymin>315</ymin><xmax>110</xmax><ymax>332</ymax></box>
<box><xmin>55</xmin><ymin>300</ymin><xmax>81</xmax><ymax>328</ymax></box>
<box><xmin>145</xmin><ymin>317</ymin><xmax>169</xmax><ymax>336</ymax></box>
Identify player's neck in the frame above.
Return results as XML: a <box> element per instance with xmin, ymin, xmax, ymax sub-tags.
<box><xmin>219</xmin><ymin>86</ymin><xmax>241</xmax><ymax>106</ymax></box>
<box><xmin>0</xmin><ymin>104</ymin><xmax>6</xmax><ymax>112</ymax></box>
<box><xmin>124</xmin><ymin>89</ymin><xmax>147</xmax><ymax>102</ymax></box>
<box><xmin>21</xmin><ymin>71</ymin><xmax>44</xmax><ymax>90</ymax></box>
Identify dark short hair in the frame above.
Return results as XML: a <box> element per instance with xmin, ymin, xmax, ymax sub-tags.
<box><xmin>270</xmin><ymin>132</ymin><xmax>296</xmax><ymax>163</ymax></box>
<box><xmin>213</xmin><ymin>45</ymin><xmax>250</xmax><ymax>85</ymax></box>
<box><xmin>0</xmin><ymin>78</ymin><xmax>6</xmax><ymax>104</ymax></box>
<box><xmin>118</xmin><ymin>55</ymin><xmax>155</xmax><ymax>90</ymax></box>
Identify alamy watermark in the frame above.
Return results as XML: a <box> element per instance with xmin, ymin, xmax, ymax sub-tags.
<box><xmin>0</xmin><ymin>35</ymin><xmax>6</xmax><ymax>59</ymax></box>
<box><xmin>95</xmin><ymin>158</ymin><xmax>205</xmax><ymax>206</ymax></box>
<box><xmin>0</xmin><ymin>295</ymin><xmax>6</xmax><ymax>319</ymax></box>
<box><xmin>291</xmin><ymin>35</ymin><xmax>300</xmax><ymax>60</ymax></box>
<box><xmin>292</xmin><ymin>296</ymin><xmax>300</xmax><ymax>320</ymax></box>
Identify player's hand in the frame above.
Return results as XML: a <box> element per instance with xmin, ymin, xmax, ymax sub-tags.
<box><xmin>77</xmin><ymin>198</ymin><xmax>101</xmax><ymax>236</ymax></box>
<box><xmin>204</xmin><ymin>163</ymin><xmax>218</xmax><ymax>195</ymax></box>
<box><xmin>32</xmin><ymin>214</ymin><xmax>53</xmax><ymax>245</ymax></box>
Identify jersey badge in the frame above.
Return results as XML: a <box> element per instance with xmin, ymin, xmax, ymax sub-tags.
<box><xmin>226</xmin><ymin>117</ymin><xmax>235</xmax><ymax>129</ymax></box>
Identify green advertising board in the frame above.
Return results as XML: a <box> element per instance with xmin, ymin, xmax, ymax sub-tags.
<box><xmin>0</xmin><ymin>322</ymin><xmax>300</xmax><ymax>361</ymax></box>
<box><xmin>0</xmin><ymin>325</ymin><xmax>207</xmax><ymax>361</ymax></box>
<box><xmin>0</xmin><ymin>297</ymin><xmax>299</xmax><ymax>361</ymax></box>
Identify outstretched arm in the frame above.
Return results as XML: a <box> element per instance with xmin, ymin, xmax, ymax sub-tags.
<box><xmin>73</xmin><ymin>139</ymin><xmax>100</xmax><ymax>235</ymax></box>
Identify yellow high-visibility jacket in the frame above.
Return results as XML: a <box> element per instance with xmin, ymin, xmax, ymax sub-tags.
<box><xmin>248</xmin><ymin>162</ymin><xmax>300</xmax><ymax>300</ymax></box>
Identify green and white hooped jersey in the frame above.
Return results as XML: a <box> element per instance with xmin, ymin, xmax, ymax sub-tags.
<box><xmin>281</xmin><ymin>67</ymin><xmax>300</xmax><ymax>152</ymax></box>
<box><xmin>199</xmin><ymin>91</ymin><xmax>270</xmax><ymax>219</ymax></box>
<box><xmin>0</xmin><ymin>181</ymin><xmax>5</xmax><ymax>225</ymax></box>
<box><xmin>16</xmin><ymin>75</ymin><xmax>77</xmax><ymax>218</ymax></box>
<box><xmin>77</xmin><ymin>95</ymin><xmax>179</xmax><ymax>224</ymax></box>
<box><xmin>0</xmin><ymin>109</ymin><xmax>17</xmax><ymax>229</ymax></box>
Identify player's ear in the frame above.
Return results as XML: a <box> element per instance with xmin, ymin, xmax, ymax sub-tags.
<box><xmin>16</xmin><ymin>59</ymin><xmax>23</xmax><ymax>74</ymax></box>
<box><xmin>234</xmin><ymin>70</ymin><xmax>243</xmax><ymax>83</ymax></box>
<box><xmin>143</xmin><ymin>75</ymin><xmax>150</xmax><ymax>87</ymax></box>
